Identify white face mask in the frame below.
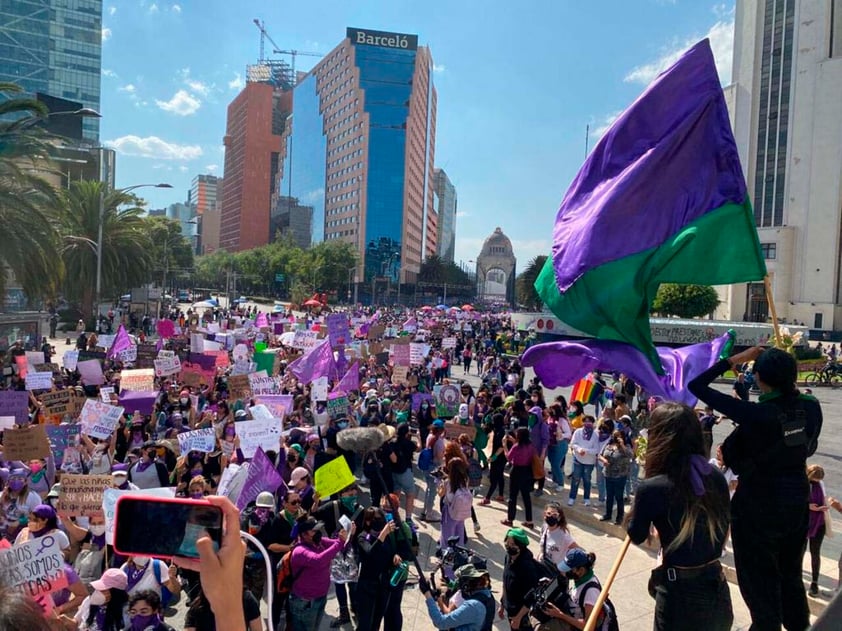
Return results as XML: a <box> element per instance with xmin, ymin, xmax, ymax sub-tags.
<box><xmin>132</xmin><ymin>556</ymin><xmax>150</xmax><ymax>567</ymax></box>
<box><xmin>89</xmin><ymin>524</ymin><xmax>106</xmax><ymax>536</ymax></box>
<box><xmin>90</xmin><ymin>590</ymin><xmax>107</xmax><ymax>606</ymax></box>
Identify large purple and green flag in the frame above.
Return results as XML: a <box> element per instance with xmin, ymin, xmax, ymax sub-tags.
<box><xmin>535</xmin><ymin>39</ymin><xmax>766</xmax><ymax>373</ymax></box>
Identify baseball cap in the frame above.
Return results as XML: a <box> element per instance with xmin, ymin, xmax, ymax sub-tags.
<box><xmin>432</xmin><ymin>419</ymin><xmax>445</xmax><ymax>429</ymax></box>
<box><xmin>91</xmin><ymin>568</ymin><xmax>128</xmax><ymax>592</ymax></box>
<box><xmin>557</xmin><ymin>548</ymin><xmax>590</xmax><ymax>573</ymax></box>
<box><xmin>290</xmin><ymin>467</ymin><xmax>310</xmax><ymax>486</ymax></box>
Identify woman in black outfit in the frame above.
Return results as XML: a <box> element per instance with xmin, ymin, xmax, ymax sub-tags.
<box><xmin>627</xmin><ymin>402</ymin><xmax>732</xmax><ymax>631</ymax></box>
<box><xmin>481</xmin><ymin>413</ymin><xmax>507</xmax><ymax>505</ymax></box>
<box><xmin>499</xmin><ymin>527</ymin><xmax>541</xmax><ymax>631</ymax></box>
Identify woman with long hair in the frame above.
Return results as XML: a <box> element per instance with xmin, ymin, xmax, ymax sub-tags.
<box><xmin>75</xmin><ymin>569</ymin><xmax>129</xmax><ymax>631</ymax></box>
<box><xmin>481</xmin><ymin>413</ymin><xmax>507</xmax><ymax>505</ymax></box>
<box><xmin>627</xmin><ymin>402</ymin><xmax>732</xmax><ymax>630</ymax></box>
<box><xmin>806</xmin><ymin>464</ymin><xmax>829</xmax><ymax>596</ymax></box>
<box><xmin>501</xmin><ymin>427</ymin><xmax>536</xmax><ymax>528</ymax></box>
<box><xmin>438</xmin><ymin>458</ymin><xmax>472</xmax><ymax>548</ymax></box>
<box><xmin>598</xmin><ymin>430</ymin><xmax>634</xmax><ymax>524</ymax></box>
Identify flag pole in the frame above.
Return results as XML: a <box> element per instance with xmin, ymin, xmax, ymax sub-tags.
<box><xmin>583</xmin><ymin>535</ymin><xmax>631</xmax><ymax>631</ymax></box>
<box><xmin>763</xmin><ymin>275</ymin><xmax>783</xmax><ymax>348</ymax></box>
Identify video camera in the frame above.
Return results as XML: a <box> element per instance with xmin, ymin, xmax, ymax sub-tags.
<box><xmin>528</xmin><ymin>574</ymin><xmax>573</xmax><ymax>623</ymax></box>
<box><xmin>434</xmin><ymin>535</ymin><xmax>488</xmax><ymax>579</ymax></box>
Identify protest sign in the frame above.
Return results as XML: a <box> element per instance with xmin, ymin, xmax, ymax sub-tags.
<box><xmin>2</xmin><ymin>425</ymin><xmax>51</xmax><ymax>460</ymax></box>
<box><xmin>24</xmin><ymin>351</ymin><xmax>44</xmax><ymax>369</ymax></box>
<box><xmin>311</xmin><ymin>376</ymin><xmax>329</xmax><ymax>402</ymax></box>
<box><xmin>253</xmin><ymin>351</ymin><xmax>277</xmax><ymax>375</ymax></box>
<box><xmin>79</xmin><ymin>399</ymin><xmax>124</xmax><ymax>440</ymax></box>
<box><xmin>39</xmin><ymin>390</ymin><xmax>77</xmax><ymax>422</ymax></box>
<box><xmin>326</xmin><ymin>394</ymin><xmax>349</xmax><ymax>419</ymax></box>
<box><xmin>227</xmin><ymin>374</ymin><xmax>252</xmax><ymax>400</ymax></box>
<box><xmin>254</xmin><ymin>394</ymin><xmax>294</xmax><ymax>420</ymax></box>
<box><xmin>0</xmin><ymin>536</ymin><xmax>68</xmax><ymax>597</ymax></box>
<box><xmin>118</xmin><ymin>390</ymin><xmax>157</xmax><ymax>416</ymax></box>
<box><xmin>45</xmin><ymin>424</ymin><xmax>80</xmax><ymax>464</ymax></box>
<box><xmin>56</xmin><ymin>474</ymin><xmax>111</xmax><ymax>516</ymax></box>
<box><xmin>158</xmin><ymin>349</ymin><xmax>175</xmax><ymax>358</ymax></box>
<box><xmin>235</xmin><ymin>418</ymin><xmax>282</xmax><ymax>458</ymax></box>
<box><xmin>190</xmin><ymin>333</ymin><xmax>205</xmax><ymax>353</ymax></box>
<box><xmin>390</xmin><ymin>344</ymin><xmax>410</xmax><ymax>367</ymax></box>
<box><xmin>115</xmin><ymin>345</ymin><xmax>137</xmax><ymax>363</ymax></box>
<box><xmin>181</xmin><ymin>370</ymin><xmax>202</xmax><ymax>388</ymax></box>
<box><xmin>62</xmin><ymin>350</ymin><xmax>79</xmax><ymax>371</ymax></box>
<box><xmin>135</xmin><ymin>343</ymin><xmax>158</xmax><ymax>368</ymax></box>
<box><xmin>326</xmin><ymin>313</ymin><xmax>350</xmax><ymax>347</ymax></box>
<box><xmin>100</xmin><ymin>386</ymin><xmax>115</xmax><ymax>403</ymax></box>
<box><xmin>315</xmin><ymin>456</ymin><xmax>356</xmax><ymax>498</ymax></box>
<box><xmin>121</xmin><ymin>369</ymin><xmax>155</xmax><ymax>392</ymax></box>
<box><xmin>444</xmin><ymin>422</ymin><xmax>477</xmax><ymax>442</ymax></box>
<box><xmin>78</xmin><ymin>350</ymin><xmax>106</xmax><ymax>363</ymax></box>
<box><xmin>442</xmin><ymin>336</ymin><xmax>457</xmax><ymax>349</ymax></box>
<box><xmin>248</xmin><ymin>404</ymin><xmax>275</xmax><ymax>422</ymax></box>
<box><xmin>367</xmin><ymin>324</ymin><xmax>386</xmax><ymax>340</ymax></box>
<box><xmin>103</xmin><ymin>486</ymin><xmax>175</xmax><ymax>545</ymax></box>
<box><xmin>292</xmin><ymin>330</ymin><xmax>319</xmax><ymax>350</ymax></box>
<box><xmin>25</xmin><ymin>371</ymin><xmax>53</xmax><ymax>391</ymax></box>
<box><xmin>177</xmin><ymin>428</ymin><xmax>217</xmax><ymax>453</ymax></box>
<box><xmin>217</xmin><ymin>463</ymin><xmax>242</xmax><ymax>500</ymax></box>
<box><xmin>374</xmin><ymin>351</ymin><xmax>390</xmax><ymax>366</ymax></box>
<box><xmin>391</xmin><ymin>366</ymin><xmax>409</xmax><ymax>386</ymax></box>
<box><xmin>249</xmin><ymin>373</ymin><xmax>281</xmax><ymax>395</ymax></box>
<box><xmin>232</xmin><ymin>343</ymin><xmax>249</xmax><ymax>362</ymax></box>
<box><xmin>410</xmin><ymin>343</ymin><xmax>427</xmax><ymax>365</ymax></box>
<box><xmin>77</xmin><ymin>359</ymin><xmax>105</xmax><ymax>386</ymax></box>
<box><xmin>236</xmin><ymin>447</ymin><xmax>285</xmax><ymax>510</ymax></box>
<box><xmin>34</xmin><ymin>363</ymin><xmax>60</xmax><ymax>375</ymax></box>
<box><xmin>0</xmin><ymin>416</ymin><xmax>16</xmax><ymax>430</ymax></box>
<box><xmin>0</xmin><ymin>390</ymin><xmax>29</xmax><ymax>424</ymax></box>
<box><xmin>435</xmin><ymin>384</ymin><xmax>461</xmax><ymax>418</ymax></box>
<box><xmin>230</xmin><ymin>358</ymin><xmax>255</xmax><ymax>376</ymax></box>
<box><xmin>153</xmin><ymin>355</ymin><xmax>181</xmax><ymax>377</ymax></box>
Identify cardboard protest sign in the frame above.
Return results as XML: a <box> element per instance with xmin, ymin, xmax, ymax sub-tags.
<box><xmin>120</xmin><ymin>369</ymin><xmax>155</xmax><ymax>392</ymax></box>
<box><xmin>227</xmin><ymin>374</ymin><xmax>252</xmax><ymax>401</ymax></box>
<box><xmin>442</xmin><ymin>337</ymin><xmax>457</xmax><ymax>349</ymax></box>
<box><xmin>2</xmin><ymin>425</ymin><xmax>51</xmax><ymax>460</ymax></box>
<box><xmin>390</xmin><ymin>344</ymin><xmax>410</xmax><ymax>367</ymax></box>
<box><xmin>103</xmin><ymin>486</ymin><xmax>175</xmax><ymax>545</ymax></box>
<box><xmin>444</xmin><ymin>422</ymin><xmax>477</xmax><ymax>442</ymax></box>
<box><xmin>315</xmin><ymin>456</ymin><xmax>356</xmax><ymax>498</ymax></box>
<box><xmin>235</xmin><ymin>418</ymin><xmax>282</xmax><ymax>458</ymax></box>
<box><xmin>0</xmin><ymin>536</ymin><xmax>68</xmax><ymax>597</ymax></box>
<box><xmin>0</xmin><ymin>390</ymin><xmax>29</xmax><ymax>424</ymax></box>
<box><xmin>326</xmin><ymin>394</ymin><xmax>350</xmax><ymax>419</ymax></box>
<box><xmin>39</xmin><ymin>390</ymin><xmax>78</xmax><ymax>422</ymax></box>
<box><xmin>254</xmin><ymin>394</ymin><xmax>294</xmax><ymax>420</ymax></box>
<box><xmin>434</xmin><ymin>384</ymin><xmax>460</xmax><ymax>418</ymax></box>
<box><xmin>33</xmin><ymin>363</ymin><xmax>60</xmax><ymax>375</ymax></box>
<box><xmin>177</xmin><ymin>428</ymin><xmax>217</xmax><ymax>453</ymax></box>
<box><xmin>410</xmin><ymin>343</ymin><xmax>427</xmax><ymax>365</ymax></box>
<box><xmin>79</xmin><ymin>399</ymin><xmax>124</xmax><ymax>440</ymax></box>
<box><xmin>367</xmin><ymin>324</ymin><xmax>385</xmax><ymax>340</ymax></box>
<box><xmin>391</xmin><ymin>366</ymin><xmax>409</xmax><ymax>386</ymax></box>
<box><xmin>135</xmin><ymin>343</ymin><xmax>158</xmax><ymax>368</ymax></box>
<box><xmin>292</xmin><ymin>330</ymin><xmax>319</xmax><ymax>350</ymax></box>
<box><xmin>45</xmin><ymin>424</ymin><xmax>80</xmax><ymax>464</ymax></box>
<box><xmin>77</xmin><ymin>359</ymin><xmax>105</xmax><ymax>386</ymax></box>
<box><xmin>326</xmin><ymin>313</ymin><xmax>350</xmax><ymax>347</ymax></box>
<box><xmin>153</xmin><ymin>355</ymin><xmax>181</xmax><ymax>377</ymax></box>
<box><xmin>56</xmin><ymin>474</ymin><xmax>111</xmax><ymax>516</ymax></box>
<box><xmin>62</xmin><ymin>350</ymin><xmax>79</xmax><ymax>371</ymax></box>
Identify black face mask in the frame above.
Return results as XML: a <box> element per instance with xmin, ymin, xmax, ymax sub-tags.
<box><xmin>505</xmin><ymin>546</ymin><xmax>520</xmax><ymax>557</ymax></box>
<box><xmin>545</xmin><ymin>515</ymin><xmax>559</xmax><ymax>527</ymax></box>
<box><xmin>371</xmin><ymin>520</ymin><xmax>386</xmax><ymax>532</ymax></box>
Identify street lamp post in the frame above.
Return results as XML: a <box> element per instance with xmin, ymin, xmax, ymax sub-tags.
<box><xmin>347</xmin><ymin>266</ymin><xmax>356</xmax><ymax>304</ymax></box>
<box><xmin>94</xmin><ymin>183</ymin><xmax>172</xmax><ymax>321</ymax></box>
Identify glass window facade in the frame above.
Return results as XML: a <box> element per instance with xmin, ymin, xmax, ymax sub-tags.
<box><xmin>279</xmin><ymin>74</ymin><xmax>326</xmax><ymax>245</ymax></box>
<box><xmin>0</xmin><ymin>0</ymin><xmax>102</xmax><ymax>141</ymax></box>
<box><xmin>355</xmin><ymin>44</ymin><xmax>417</xmax><ymax>283</ymax></box>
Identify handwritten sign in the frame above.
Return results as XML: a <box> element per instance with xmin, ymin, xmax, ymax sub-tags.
<box><xmin>39</xmin><ymin>390</ymin><xmax>78</xmax><ymax>422</ymax></box>
<box><xmin>62</xmin><ymin>350</ymin><xmax>79</xmax><ymax>371</ymax></box>
<box><xmin>56</xmin><ymin>474</ymin><xmax>112</xmax><ymax>516</ymax></box>
<box><xmin>45</xmin><ymin>424</ymin><xmax>80</xmax><ymax>465</ymax></box>
<box><xmin>410</xmin><ymin>343</ymin><xmax>427</xmax><ymax>365</ymax></box>
<box><xmin>235</xmin><ymin>418</ymin><xmax>282</xmax><ymax>458</ymax></box>
<box><xmin>254</xmin><ymin>395</ymin><xmax>294</xmax><ymax>420</ymax></box>
<box><xmin>120</xmin><ymin>368</ymin><xmax>155</xmax><ymax>392</ymax></box>
<box><xmin>314</xmin><ymin>456</ymin><xmax>356</xmax><ymax>497</ymax></box>
<box><xmin>135</xmin><ymin>343</ymin><xmax>158</xmax><ymax>368</ymax></box>
<box><xmin>99</xmin><ymin>386</ymin><xmax>115</xmax><ymax>403</ymax></box>
<box><xmin>249</xmin><ymin>373</ymin><xmax>281</xmax><ymax>395</ymax></box>
<box><xmin>154</xmin><ymin>355</ymin><xmax>181</xmax><ymax>377</ymax></box>
<box><xmin>177</xmin><ymin>427</ymin><xmax>217</xmax><ymax>454</ymax></box>
<box><xmin>79</xmin><ymin>399</ymin><xmax>124</xmax><ymax>440</ymax></box>
<box><xmin>367</xmin><ymin>324</ymin><xmax>385</xmax><ymax>340</ymax></box>
<box><xmin>391</xmin><ymin>366</ymin><xmax>409</xmax><ymax>385</ymax></box>
<box><xmin>77</xmin><ymin>359</ymin><xmax>105</xmax><ymax>386</ymax></box>
<box><xmin>326</xmin><ymin>313</ymin><xmax>350</xmax><ymax>347</ymax></box>
<box><xmin>227</xmin><ymin>374</ymin><xmax>252</xmax><ymax>401</ymax></box>
<box><xmin>292</xmin><ymin>330</ymin><xmax>319</xmax><ymax>350</ymax></box>
<box><xmin>2</xmin><ymin>425</ymin><xmax>51</xmax><ymax>460</ymax></box>
<box><xmin>390</xmin><ymin>344</ymin><xmax>410</xmax><ymax>367</ymax></box>
<box><xmin>326</xmin><ymin>395</ymin><xmax>350</xmax><ymax>419</ymax></box>
<box><xmin>0</xmin><ymin>390</ymin><xmax>29</xmax><ymax>424</ymax></box>
<box><xmin>0</xmin><ymin>536</ymin><xmax>68</xmax><ymax>597</ymax></box>
<box><xmin>24</xmin><ymin>371</ymin><xmax>53</xmax><ymax>391</ymax></box>
<box><xmin>442</xmin><ymin>337</ymin><xmax>457</xmax><ymax>349</ymax></box>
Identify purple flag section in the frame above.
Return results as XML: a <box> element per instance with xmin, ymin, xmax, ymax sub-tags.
<box><xmin>411</xmin><ymin>392</ymin><xmax>436</xmax><ymax>413</ymax></box>
<box><xmin>402</xmin><ymin>317</ymin><xmax>417</xmax><ymax>331</ymax></box>
<box><xmin>333</xmin><ymin>361</ymin><xmax>360</xmax><ymax>394</ymax></box>
<box><xmin>118</xmin><ymin>390</ymin><xmax>158</xmax><ymax>416</ymax></box>
<box><xmin>255</xmin><ymin>312</ymin><xmax>269</xmax><ymax>328</ymax></box>
<box><xmin>521</xmin><ymin>332</ymin><xmax>731</xmax><ymax>406</ymax></box>
<box><xmin>0</xmin><ymin>390</ymin><xmax>30</xmax><ymax>424</ymax></box>
<box><xmin>236</xmin><ymin>446</ymin><xmax>286</xmax><ymax>510</ymax></box>
<box><xmin>188</xmin><ymin>353</ymin><xmax>217</xmax><ymax>371</ymax></box>
<box><xmin>326</xmin><ymin>313</ymin><xmax>350</xmax><ymax>348</ymax></box>
<box><xmin>549</xmin><ymin>39</ymin><xmax>746</xmax><ymax>292</ymax></box>
<box><xmin>106</xmin><ymin>325</ymin><xmax>133</xmax><ymax>359</ymax></box>
<box><xmin>287</xmin><ymin>338</ymin><xmax>337</xmax><ymax>384</ymax></box>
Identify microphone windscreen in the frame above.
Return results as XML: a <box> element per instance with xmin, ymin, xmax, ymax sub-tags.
<box><xmin>336</xmin><ymin>427</ymin><xmax>386</xmax><ymax>453</ymax></box>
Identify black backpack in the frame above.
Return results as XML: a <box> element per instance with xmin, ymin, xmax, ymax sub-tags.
<box><xmin>577</xmin><ymin>577</ymin><xmax>619</xmax><ymax>631</ymax></box>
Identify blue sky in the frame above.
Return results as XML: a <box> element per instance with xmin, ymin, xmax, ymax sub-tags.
<box><xmin>101</xmin><ymin>0</ymin><xmax>736</xmax><ymax>268</ymax></box>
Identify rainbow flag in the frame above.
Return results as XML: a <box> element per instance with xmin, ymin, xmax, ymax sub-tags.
<box><xmin>570</xmin><ymin>376</ymin><xmax>595</xmax><ymax>405</ymax></box>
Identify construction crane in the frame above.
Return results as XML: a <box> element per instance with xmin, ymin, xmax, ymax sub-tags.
<box><xmin>273</xmin><ymin>49</ymin><xmax>323</xmax><ymax>85</ymax></box>
<box><xmin>253</xmin><ymin>18</ymin><xmax>285</xmax><ymax>62</ymax></box>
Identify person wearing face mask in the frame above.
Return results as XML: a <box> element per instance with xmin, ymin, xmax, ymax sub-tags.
<box><xmin>127</xmin><ymin>442</ymin><xmax>170</xmax><ymax>489</ymax></box>
<box><xmin>290</xmin><ymin>466</ymin><xmax>316</xmax><ymax>512</ymax></box>
<box><xmin>304</xmin><ymin>433</ymin><xmax>321</xmax><ymax>471</ymax></box>
<box><xmin>0</xmin><ymin>467</ymin><xmax>42</xmax><ymax>541</ymax></box>
<box><xmin>594</xmin><ymin>419</ymin><xmax>614</xmax><ymax>509</ymax></box>
<box><xmin>64</xmin><ymin>511</ymin><xmax>109</xmax><ymax>587</ymax></box>
<box><xmin>239</xmin><ymin>491</ymin><xmax>278</xmax><ymax>603</ymax></box>
<box><xmin>288</xmin><ymin>515</ymin><xmax>353</xmax><ymax>631</ymax></box>
<box><xmin>540</xmin><ymin>548</ymin><xmax>617</xmax><ymax>630</ymax></box>
<box><xmin>416</xmin><ymin>398</ymin><xmax>436</xmax><ymax>447</ymax></box>
<box><xmin>120</xmin><ymin>554</ymin><xmax>177</xmax><ymax>604</ymax></box>
<box><xmin>269</xmin><ymin>490</ymin><xmax>305</xmax><ymax>628</ymax></box>
<box><xmin>125</xmin><ymin>419</ymin><xmax>148</xmax><ymax>454</ymax></box>
<box><xmin>500</xmin><ymin>528</ymin><xmax>542</xmax><ymax>631</ymax></box>
<box><xmin>124</xmin><ymin>590</ymin><xmax>176</xmax><ymax>631</ymax></box>
<box><xmin>15</xmin><ymin>504</ymin><xmax>71</xmax><ymax>552</ymax></box>
<box><xmin>23</xmin><ymin>456</ymin><xmax>56</xmax><ymax>498</ymax></box>
<box><xmin>419</xmin><ymin>563</ymin><xmax>495</xmax><ymax>631</ymax></box>
<box><xmin>82</xmin><ymin>433</ymin><xmax>117</xmax><ymax>476</ymax></box>
<box><xmin>176</xmin><ymin>453</ymin><xmax>209</xmax><ymax>495</ymax></box>
<box><xmin>75</xmin><ymin>568</ymin><xmax>130</xmax><ymax>631</ymax></box>
<box><xmin>111</xmin><ymin>464</ymin><xmax>140</xmax><ymax>491</ymax></box>
<box><xmin>220</xmin><ymin>420</ymin><xmax>238</xmax><ymax>460</ymax></box>
<box><xmin>567</xmin><ymin>416</ymin><xmax>601</xmax><ymax>508</ymax></box>
<box><xmin>598</xmin><ymin>431</ymin><xmax>633</xmax><ymax>525</ymax></box>
<box><xmin>537</xmin><ymin>502</ymin><xmax>578</xmax><ymax>571</ymax></box>
<box><xmin>283</xmin><ymin>443</ymin><xmax>305</xmax><ymax>482</ymax></box>
<box><xmin>567</xmin><ymin>401</ymin><xmax>585</xmax><ymax>431</ymax></box>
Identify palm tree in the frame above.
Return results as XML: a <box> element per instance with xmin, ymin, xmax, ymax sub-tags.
<box><xmin>516</xmin><ymin>255</ymin><xmax>548</xmax><ymax>310</ymax></box>
<box><xmin>59</xmin><ymin>180</ymin><xmax>153</xmax><ymax>317</ymax></box>
<box><xmin>0</xmin><ymin>83</ymin><xmax>62</xmax><ymax>303</ymax></box>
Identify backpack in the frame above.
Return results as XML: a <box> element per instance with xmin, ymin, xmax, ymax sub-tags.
<box><xmin>276</xmin><ymin>545</ymin><xmax>303</xmax><ymax>595</ymax></box>
<box><xmin>151</xmin><ymin>559</ymin><xmax>178</xmax><ymax>608</ymax></box>
<box><xmin>466</xmin><ymin>589</ymin><xmax>496</xmax><ymax>631</ymax></box>
<box><xmin>418</xmin><ymin>447</ymin><xmax>434</xmax><ymax>472</ymax></box>
<box><xmin>467</xmin><ymin>457</ymin><xmax>483</xmax><ymax>488</ymax></box>
<box><xmin>577</xmin><ymin>578</ymin><xmax>619</xmax><ymax>631</ymax></box>
<box><xmin>449</xmin><ymin>486</ymin><xmax>473</xmax><ymax>522</ymax></box>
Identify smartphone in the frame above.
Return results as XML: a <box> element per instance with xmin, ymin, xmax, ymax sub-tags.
<box><xmin>385</xmin><ymin>512</ymin><xmax>394</xmax><ymax>522</ymax></box>
<box><xmin>114</xmin><ymin>495</ymin><xmax>223</xmax><ymax>560</ymax></box>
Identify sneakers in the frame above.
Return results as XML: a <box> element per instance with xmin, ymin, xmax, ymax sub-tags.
<box><xmin>598</xmin><ymin>515</ymin><xmax>611</xmax><ymax>522</ymax></box>
<box><xmin>533</xmin><ymin>489</ymin><xmax>544</xmax><ymax>497</ymax></box>
<box><xmin>473</xmin><ymin>521</ymin><xmax>481</xmax><ymax>533</ymax></box>
<box><xmin>809</xmin><ymin>583</ymin><xmax>819</xmax><ymax>597</ymax></box>
<box><xmin>479</xmin><ymin>498</ymin><xmax>491</xmax><ymax>506</ymax></box>
<box><xmin>583</xmin><ymin>500</ymin><xmax>591</xmax><ymax>507</ymax></box>
<box><xmin>567</xmin><ymin>498</ymin><xmax>575</xmax><ymax>506</ymax></box>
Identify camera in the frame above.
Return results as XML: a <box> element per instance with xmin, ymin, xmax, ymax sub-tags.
<box><xmin>434</xmin><ymin>535</ymin><xmax>488</xmax><ymax>579</ymax></box>
<box><xmin>529</xmin><ymin>575</ymin><xmax>573</xmax><ymax>623</ymax></box>
<box><xmin>429</xmin><ymin>467</ymin><xmax>447</xmax><ymax>479</ymax></box>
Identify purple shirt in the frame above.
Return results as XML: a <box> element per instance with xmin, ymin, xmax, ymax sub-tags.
<box><xmin>506</xmin><ymin>443</ymin><xmax>536</xmax><ymax>467</ymax></box>
<box><xmin>808</xmin><ymin>481</ymin><xmax>826</xmax><ymax>539</ymax></box>
<box><xmin>290</xmin><ymin>537</ymin><xmax>344</xmax><ymax>600</ymax></box>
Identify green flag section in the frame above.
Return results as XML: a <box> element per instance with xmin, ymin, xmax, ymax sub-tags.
<box><xmin>254</xmin><ymin>352</ymin><xmax>276</xmax><ymax>374</ymax></box>
<box><xmin>535</xmin><ymin>199</ymin><xmax>766</xmax><ymax>373</ymax></box>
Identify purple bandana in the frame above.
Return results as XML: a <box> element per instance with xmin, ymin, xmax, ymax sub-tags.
<box><xmin>125</xmin><ymin>563</ymin><xmax>146</xmax><ymax>592</ymax></box>
<box><xmin>689</xmin><ymin>455</ymin><xmax>713</xmax><ymax>496</ymax></box>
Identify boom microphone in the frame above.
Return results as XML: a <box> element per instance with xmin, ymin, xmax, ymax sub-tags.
<box><xmin>336</xmin><ymin>426</ymin><xmax>386</xmax><ymax>454</ymax></box>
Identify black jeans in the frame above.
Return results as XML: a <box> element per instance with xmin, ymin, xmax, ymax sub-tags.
<box><xmin>809</xmin><ymin>523</ymin><xmax>826</xmax><ymax>585</ymax></box>
<box><xmin>603</xmin><ymin>476</ymin><xmax>626</xmax><ymax>521</ymax></box>
<box><xmin>507</xmin><ymin>465</ymin><xmax>533</xmax><ymax>522</ymax></box>
<box><xmin>486</xmin><ymin>456</ymin><xmax>506</xmax><ymax>499</ymax></box>
<box><xmin>731</xmin><ymin>492</ymin><xmax>810</xmax><ymax>631</ymax></box>
<box><xmin>649</xmin><ymin>565</ymin><xmax>733</xmax><ymax>631</ymax></box>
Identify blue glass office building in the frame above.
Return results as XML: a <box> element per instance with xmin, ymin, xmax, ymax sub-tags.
<box><xmin>0</xmin><ymin>0</ymin><xmax>102</xmax><ymax>141</ymax></box>
<box><xmin>275</xmin><ymin>27</ymin><xmax>437</xmax><ymax>301</ymax></box>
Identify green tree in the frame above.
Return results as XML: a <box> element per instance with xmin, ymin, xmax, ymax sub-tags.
<box><xmin>651</xmin><ymin>283</ymin><xmax>720</xmax><ymax>318</ymax></box>
<box><xmin>145</xmin><ymin>216</ymin><xmax>195</xmax><ymax>293</ymax></box>
<box><xmin>516</xmin><ymin>255</ymin><xmax>548</xmax><ymax>310</ymax></box>
<box><xmin>0</xmin><ymin>83</ymin><xmax>62</xmax><ymax>303</ymax></box>
<box><xmin>59</xmin><ymin>181</ymin><xmax>153</xmax><ymax>317</ymax></box>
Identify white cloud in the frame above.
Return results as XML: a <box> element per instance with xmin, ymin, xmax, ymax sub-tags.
<box><xmin>185</xmin><ymin>79</ymin><xmax>211</xmax><ymax>96</ymax></box>
<box><xmin>108</xmin><ymin>6</ymin><xmax>116</xmax><ymax>16</ymax></box>
<box><xmin>455</xmin><ymin>211</ymin><xmax>470</xmax><ymax>218</ymax></box>
<box><xmin>172</xmin><ymin>4</ymin><xmax>182</xmax><ymax>13</ymax></box>
<box><xmin>148</xmin><ymin>3</ymin><xmax>159</xmax><ymax>14</ymax></box>
<box><xmin>178</xmin><ymin>165</ymin><xmax>189</xmax><ymax>172</ymax></box>
<box><xmin>228</xmin><ymin>73</ymin><xmax>244</xmax><ymax>91</ymax></box>
<box><xmin>205</xmin><ymin>164</ymin><xmax>219</xmax><ymax>172</ymax></box>
<box><xmin>155</xmin><ymin>89</ymin><xmax>201</xmax><ymax>116</ymax></box>
<box><xmin>591</xmin><ymin>110</ymin><xmax>622</xmax><ymax>140</ymax></box>
<box><xmin>432</xmin><ymin>63</ymin><xmax>446</xmax><ymax>74</ymax></box>
<box><xmin>102</xmin><ymin>27</ymin><xmax>111</xmax><ymax>41</ymax></box>
<box><xmin>102</xmin><ymin>68</ymin><xmax>117</xmax><ymax>78</ymax></box>
<box><xmin>118</xmin><ymin>83</ymin><xmax>136</xmax><ymax>94</ymax></box>
<box><xmin>106</xmin><ymin>135</ymin><xmax>203</xmax><ymax>160</ymax></box>
<box><xmin>624</xmin><ymin>15</ymin><xmax>734</xmax><ymax>85</ymax></box>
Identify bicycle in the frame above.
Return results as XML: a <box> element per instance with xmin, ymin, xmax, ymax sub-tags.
<box><xmin>804</xmin><ymin>365</ymin><xmax>842</xmax><ymax>387</ymax></box>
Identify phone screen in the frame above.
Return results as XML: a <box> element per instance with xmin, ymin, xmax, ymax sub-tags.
<box><xmin>114</xmin><ymin>496</ymin><xmax>223</xmax><ymax>559</ymax></box>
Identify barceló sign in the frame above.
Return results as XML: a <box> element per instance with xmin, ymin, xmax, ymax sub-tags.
<box><xmin>347</xmin><ymin>27</ymin><xmax>418</xmax><ymax>51</ymax></box>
